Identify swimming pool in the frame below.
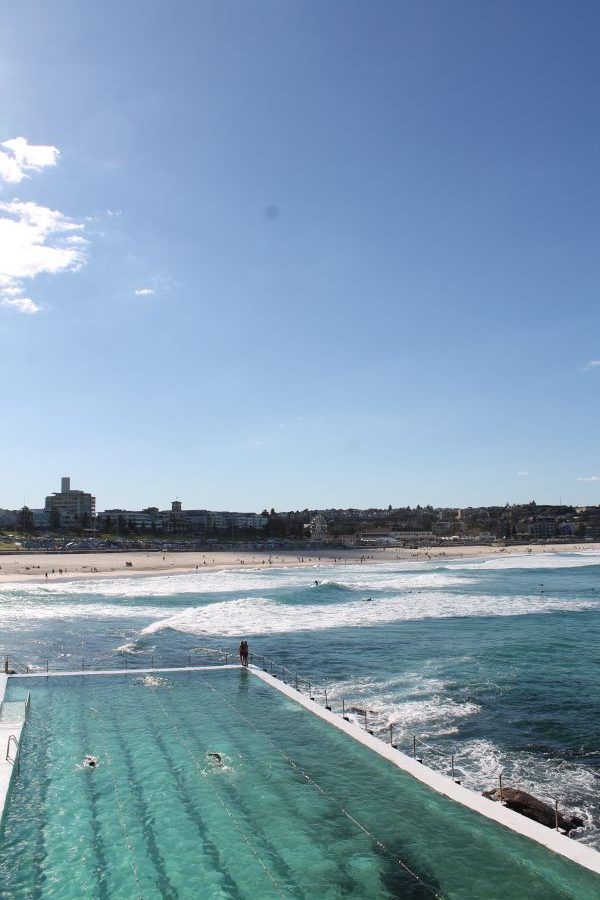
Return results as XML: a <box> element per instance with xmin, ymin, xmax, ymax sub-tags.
<box><xmin>0</xmin><ymin>669</ymin><xmax>599</xmax><ymax>899</ymax></box>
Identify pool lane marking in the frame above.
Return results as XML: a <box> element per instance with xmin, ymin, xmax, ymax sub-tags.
<box><xmin>150</xmin><ymin>729</ymin><xmax>244</xmax><ymax>898</ymax></box>
<box><xmin>96</xmin><ymin>692</ymin><xmax>179</xmax><ymax>900</ymax></box>
<box><xmin>155</xmin><ymin>681</ymin><xmax>307</xmax><ymax>899</ymax></box>
<box><xmin>121</xmin><ymin>678</ymin><xmax>247</xmax><ymax>898</ymax></box>
<box><xmin>151</xmin><ymin>691</ymin><xmax>287</xmax><ymax>900</ymax></box>
<box><xmin>72</xmin><ymin>689</ymin><xmax>112</xmax><ymax>900</ymax></box>
<box><xmin>103</xmin><ymin>740</ymin><xmax>144</xmax><ymax>898</ymax></box>
<box><xmin>202</xmin><ymin>675</ymin><xmax>443</xmax><ymax>899</ymax></box>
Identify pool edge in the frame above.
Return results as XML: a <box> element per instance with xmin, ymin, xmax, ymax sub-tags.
<box><xmin>247</xmin><ymin>666</ymin><xmax>600</xmax><ymax>878</ymax></box>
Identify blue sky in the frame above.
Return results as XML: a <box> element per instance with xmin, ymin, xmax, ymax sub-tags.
<box><xmin>1</xmin><ymin>0</ymin><xmax>600</xmax><ymax>512</ymax></box>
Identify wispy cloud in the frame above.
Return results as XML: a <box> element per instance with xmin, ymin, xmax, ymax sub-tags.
<box><xmin>0</xmin><ymin>137</ymin><xmax>86</xmax><ymax>314</ymax></box>
<box><xmin>0</xmin><ymin>137</ymin><xmax>59</xmax><ymax>184</ymax></box>
<box><xmin>517</xmin><ymin>471</ymin><xmax>529</xmax><ymax>477</ymax></box>
<box><xmin>0</xmin><ymin>200</ymin><xmax>86</xmax><ymax>314</ymax></box>
<box><xmin>576</xmin><ymin>475</ymin><xmax>600</xmax><ymax>482</ymax></box>
<box><xmin>581</xmin><ymin>360</ymin><xmax>600</xmax><ymax>372</ymax></box>
<box><xmin>134</xmin><ymin>287</ymin><xmax>155</xmax><ymax>296</ymax></box>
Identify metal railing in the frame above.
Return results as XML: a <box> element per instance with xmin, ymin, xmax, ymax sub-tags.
<box><xmin>496</xmin><ymin>772</ymin><xmax>563</xmax><ymax>832</ymax></box>
<box><xmin>245</xmin><ymin>652</ymin><xmax>474</xmax><ymax>787</ymax></box>
<box><xmin>2</xmin><ymin>655</ymin><xmax>30</xmax><ymax>675</ymax></box>
<box><xmin>1</xmin><ymin>648</ymin><xmax>237</xmax><ymax>675</ymax></box>
<box><xmin>411</xmin><ymin>735</ymin><xmax>459</xmax><ymax>782</ymax></box>
<box><xmin>248</xmin><ymin>652</ymin><xmax>395</xmax><ymax>740</ymax></box>
<box><xmin>5</xmin><ymin>734</ymin><xmax>21</xmax><ymax>774</ymax></box>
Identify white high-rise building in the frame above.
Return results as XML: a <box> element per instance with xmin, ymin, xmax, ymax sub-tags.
<box><xmin>45</xmin><ymin>476</ymin><xmax>96</xmax><ymax>528</ymax></box>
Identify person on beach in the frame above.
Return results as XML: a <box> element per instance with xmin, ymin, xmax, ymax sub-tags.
<box><xmin>239</xmin><ymin>640</ymin><xmax>249</xmax><ymax>666</ymax></box>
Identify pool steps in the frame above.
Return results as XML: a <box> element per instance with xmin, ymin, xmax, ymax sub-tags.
<box><xmin>3</xmin><ymin>664</ymin><xmax>600</xmax><ymax>881</ymax></box>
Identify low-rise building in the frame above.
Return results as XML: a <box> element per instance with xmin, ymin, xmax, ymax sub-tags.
<box><xmin>528</xmin><ymin>516</ymin><xmax>557</xmax><ymax>538</ymax></box>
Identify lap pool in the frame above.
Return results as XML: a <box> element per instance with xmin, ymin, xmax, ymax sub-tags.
<box><xmin>0</xmin><ymin>669</ymin><xmax>598</xmax><ymax>899</ymax></box>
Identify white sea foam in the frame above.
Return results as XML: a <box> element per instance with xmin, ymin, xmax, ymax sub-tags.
<box><xmin>448</xmin><ymin>739</ymin><xmax>599</xmax><ymax>847</ymax></box>
<box><xmin>0</xmin><ymin>564</ymin><xmax>473</xmax><ymax>598</ymax></box>
<box><xmin>325</xmin><ymin>675</ymin><xmax>480</xmax><ymax>737</ymax></box>
<box><xmin>133</xmin><ymin>674</ymin><xmax>169</xmax><ymax>688</ymax></box>
<box><xmin>142</xmin><ymin>591</ymin><xmax>600</xmax><ymax>638</ymax></box>
<box><xmin>317</xmin><ymin>572</ymin><xmax>473</xmax><ymax>590</ymax></box>
<box><xmin>0</xmin><ymin>601</ymin><xmax>166</xmax><ymax>621</ymax></box>
<box><xmin>446</xmin><ymin>551</ymin><xmax>600</xmax><ymax>572</ymax></box>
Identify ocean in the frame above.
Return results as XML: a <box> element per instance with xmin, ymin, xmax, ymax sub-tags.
<box><xmin>1</xmin><ymin>550</ymin><xmax>599</xmax><ymax>849</ymax></box>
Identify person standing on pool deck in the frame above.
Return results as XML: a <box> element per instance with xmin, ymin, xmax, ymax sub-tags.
<box><xmin>239</xmin><ymin>640</ymin><xmax>249</xmax><ymax>666</ymax></box>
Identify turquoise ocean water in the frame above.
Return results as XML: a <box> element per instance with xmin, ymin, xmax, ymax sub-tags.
<box><xmin>1</xmin><ymin>550</ymin><xmax>599</xmax><ymax>850</ymax></box>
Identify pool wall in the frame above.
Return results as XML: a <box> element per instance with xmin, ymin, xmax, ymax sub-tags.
<box><xmin>248</xmin><ymin>665</ymin><xmax>600</xmax><ymax>877</ymax></box>
<box><xmin>0</xmin><ymin>674</ymin><xmax>27</xmax><ymax>828</ymax></box>
<box><xmin>4</xmin><ymin>664</ymin><xmax>600</xmax><ymax>880</ymax></box>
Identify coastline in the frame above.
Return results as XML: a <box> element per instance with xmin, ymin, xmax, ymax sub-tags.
<box><xmin>0</xmin><ymin>542</ymin><xmax>597</xmax><ymax>585</ymax></box>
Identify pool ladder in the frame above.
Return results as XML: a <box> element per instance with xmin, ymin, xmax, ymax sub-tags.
<box><xmin>3</xmin><ymin>692</ymin><xmax>30</xmax><ymax>776</ymax></box>
<box><xmin>5</xmin><ymin>734</ymin><xmax>21</xmax><ymax>774</ymax></box>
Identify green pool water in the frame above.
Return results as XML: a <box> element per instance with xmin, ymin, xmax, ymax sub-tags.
<box><xmin>0</xmin><ymin>670</ymin><xmax>599</xmax><ymax>899</ymax></box>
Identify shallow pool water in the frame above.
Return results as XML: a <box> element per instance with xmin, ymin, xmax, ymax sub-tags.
<box><xmin>1</xmin><ymin>670</ymin><xmax>599</xmax><ymax>899</ymax></box>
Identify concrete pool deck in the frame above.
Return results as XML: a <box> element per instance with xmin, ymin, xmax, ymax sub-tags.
<box><xmin>0</xmin><ymin>674</ymin><xmax>27</xmax><ymax>828</ymax></box>
<box><xmin>2</xmin><ymin>663</ymin><xmax>600</xmax><ymax>881</ymax></box>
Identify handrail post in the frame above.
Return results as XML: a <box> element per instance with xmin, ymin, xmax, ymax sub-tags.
<box><xmin>555</xmin><ymin>799</ymin><xmax>559</xmax><ymax>831</ymax></box>
<box><xmin>413</xmin><ymin>735</ymin><xmax>416</xmax><ymax>758</ymax></box>
<box><xmin>295</xmin><ymin>674</ymin><xmax>299</xmax><ymax>690</ymax></box>
<box><xmin>343</xmin><ymin>698</ymin><xmax>349</xmax><ymax>721</ymax></box>
<box><xmin>451</xmin><ymin>754</ymin><xmax>455</xmax><ymax>780</ymax></box>
<box><xmin>46</xmin><ymin>660</ymin><xmax>49</xmax><ymax>674</ymax></box>
<box><xmin>225</xmin><ymin>652</ymin><xmax>228</xmax><ymax>666</ymax></box>
<box><xmin>389</xmin><ymin>723</ymin><xmax>394</xmax><ymax>746</ymax></box>
<box><xmin>188</xmin><ymin>653</ymin><xmax>191</xmax><ymax>669</ymax></box>
<box><xmin>151</xmin><ymin>654</ymin><xmax>154</xmax><ymax>669</ymax></box>
<box><xmin>325</xmin><ymin>689</ymin><xmax>331</xmax><ymax>710</ymax></box>
<box><xmin>499</xmin><ymin>773</ymin><xmax>503</xmax><ymax>803</ymax></box>
<box><xmin>309</xmin><ymin>680</ymin><xmax>314</xmax><ymax>700</ymax></box>
<box><xmin>125</xmin><ymin>655</ymin><xmax>128</xmax><ymax>672</ymax></box>
<box><xmin>82</xmin><ymin>657</ymin><xmax>84</xmax><ymax>672</ymax></box>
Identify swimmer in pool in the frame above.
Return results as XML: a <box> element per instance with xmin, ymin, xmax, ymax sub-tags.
<box><xmin>207</xmin><ymin>752</ymin><xmax>223</xmax><ymax>767</ymax></box>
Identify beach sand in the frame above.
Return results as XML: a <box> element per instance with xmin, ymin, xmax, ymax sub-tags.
<box><xmin>0</xmin><ymin>542</ymin><xmax>597</xmax><ymax>585</ymax></box>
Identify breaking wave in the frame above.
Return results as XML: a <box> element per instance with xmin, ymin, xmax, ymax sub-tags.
<box><xmin>142</xmin><ymin>591</ymin><xmax>600</xmax><ymax>638</ymax></box>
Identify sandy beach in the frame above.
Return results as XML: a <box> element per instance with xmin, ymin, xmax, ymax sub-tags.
<box><xmin>0</xmin><ymin>542</ymin><xmax>597</xmax><ymax>585</ymax></box>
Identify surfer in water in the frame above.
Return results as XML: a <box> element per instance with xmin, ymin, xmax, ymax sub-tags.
<box><xmin>314</xmin><ymin>580</ymin><xmax>319</xmax><ymax>586</ymax></box>
<box><xmin>365</xmin><ymin>597</ymin><xmax>372</xmax><ymax>602</ymax></box>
